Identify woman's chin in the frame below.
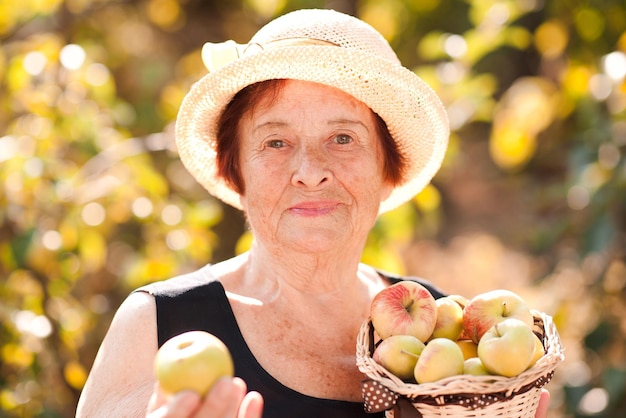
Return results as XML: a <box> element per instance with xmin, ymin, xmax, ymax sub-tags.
<box><xmin>276</xmin><ymin>229</ymin><xmax>353</xmax><ymax>255</ymax></box>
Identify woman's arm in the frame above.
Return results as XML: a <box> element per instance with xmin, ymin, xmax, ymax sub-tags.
<box><xmin>76</xmin><ymin>291</ymin><xmax>264</xmax><ymax>418</ymax></box>
<box><xmin>76</xmin><ymin>291</ymin><xmax>159</xmax><ymax>417</ymax></box>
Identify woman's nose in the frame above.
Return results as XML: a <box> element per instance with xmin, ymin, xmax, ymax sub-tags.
<box><xmin>291</xmin><ymin>145</ymin><xmax>332</xmax><ymax>188</ymax></box>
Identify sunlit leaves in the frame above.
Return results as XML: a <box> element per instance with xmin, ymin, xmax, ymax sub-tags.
<box><xmin>359</xmin><ymin>0</ymin><xmax>404</xmax><ymax>41</ymax></box>
<box><xmin>0</xmin><ymin>1</ymin><xmax>218</xmax><ymax>415</ymax></box>
<box><xmin>574</xmin><ymin>7</ymin><xmax>605</xmax><ymax>42</ymax></box>
<box><xmin>245</xmin><ymin>0</ymin><xmax>286</xmax><ymax>18</ymax></box>
<box><xmin>235</xmin><ymin>230</ymin><xmax>254</xmax><ymax>255</ymax></box>
<box><xmin>146</xmin><ymin>0</ymin><xmax>185</xmax><ymax>31</ymax></box>
<box><xmin>0</xmin><ymin>0</ymin><xmax>63</xmax><ymax>35</ymax></box>
<box><xmin>414</xmin><ymin>184</ymin><xmax>441</xmax><ymax>213</ymax></box>
<box><xmin>534</xmin><ymin>19</ymin><xmax>569</xmax><ymax>59</ymax></box>
<box><xmin>64</xmin><ymin>360</ymin><xmax>87</xmax><ymax>390</ymax></box>
<box><xmin>489</xmin><ymin>77</ymin><xmax>561</xmax><ymax>170</ymax></box>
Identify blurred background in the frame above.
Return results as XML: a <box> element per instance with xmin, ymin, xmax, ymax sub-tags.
<box><xmin>0</xmin><ymin>0</ymin><xmax>625</xmax><ymax>416</ymax></box>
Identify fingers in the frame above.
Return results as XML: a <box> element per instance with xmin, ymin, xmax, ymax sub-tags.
<box><xmin>147</xmin><ymin>382</ymin><xmax>164</xmax><ymax>413</ymax></box>
<box><xmin>148</xmin><ymin>391</ymin><xmax>202</xmax><ymax>418</ymax></box>
<box><xmin>194</xmin><ymin>377</ymin><xmax>264</xmax><ymax>418</ymax></box>
<box><xmin>146</xmin><ymin>378</ymin><xmax>264</xmax><ymax>418</ymax></box>
<box><xmin>239</xmin><ymin>391</ymin><xmax>264</xmax><ymax>418</ymax></box>
<box><xmin>534</xmin><ymin>389</ymin><xmax>550</xmax><ymax>418</ymax></box>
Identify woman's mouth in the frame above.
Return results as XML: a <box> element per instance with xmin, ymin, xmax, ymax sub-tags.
<box><xmin>289</xmin><ymin>201</ymin><xmax>340</xmax><ymax>216</ymax></box>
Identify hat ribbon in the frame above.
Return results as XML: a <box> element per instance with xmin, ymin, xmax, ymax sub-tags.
<box><xmin>201</xmin><ymin>37</ymin><xmax>339</xmax><ymax>73</ymax></box>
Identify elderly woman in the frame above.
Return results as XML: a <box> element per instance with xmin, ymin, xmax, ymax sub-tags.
<box><xmin>76</xmin><ymin>9</ymin><xmax>550</xmax><ymax>418</ymax></box>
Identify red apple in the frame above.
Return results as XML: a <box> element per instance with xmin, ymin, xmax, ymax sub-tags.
<box><xmin>370</xmin><ymin>281</ymin><xmax>437</xmax><ymax>342</ymax></box>
<box><xmin>372</xmin><ymin>335</ymin><xmax>425</xmax><ymax>381</ymax></box>
<box><xmin>462</xmin><ymin>289</ymin><xmax>534</xmax><ymax>343</ymax></box>
<box><xmin>155</xmin><ymin>330</ymin><xmax>234</xmax><ymax>397</ymax></box>
<box><xmin>477</xmin><ymin>318</ymin><xmax>536</xmax><ymax>377</ymax></box>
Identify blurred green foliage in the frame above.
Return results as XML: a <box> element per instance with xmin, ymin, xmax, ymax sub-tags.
<box><xmin>0</xmin><ymin>0</ymin><xmax>624</xmax><ymax>416</ymax></box>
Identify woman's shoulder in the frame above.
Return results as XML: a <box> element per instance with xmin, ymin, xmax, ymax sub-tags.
<box><xmin>135</xmin><ymin>263</ymin><xmax>219</xmax><ymax>297</ymax></box>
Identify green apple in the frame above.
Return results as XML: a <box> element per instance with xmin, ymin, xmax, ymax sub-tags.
<box><xmin>477</xmin><ymin>318</ymin><xmax>535</xmax><ymax>377</ymax></box>
<box><xmin>155</xmin><ymin>330</ymin><xmax>234</xmax><ymax>396</ymax></box>
<box><xmin>370</xmin><ymin>281</ymin><xmax>437</xmax><ymax>342</ymax></box>
<box><xmin>430</xmin><ymin>296</ymin><xmax>464</xmax><ymax>340</ymax></box>
<box><xmin>372</xmin><ymin>334</ymin><xmax>425</xmax><ymax>380</ymax></box>
<box><xmin>414</xmin><ymin>338</ymin><xmax>464</xmax><ymax>383</ymax></box>
<box><xmin>462</xmin><ymin>289</ymin><xmax>534</xmax><ymax>343</ymax></box>
<box><xmin>463</xmin><ymin>357</ymin><xmax>490</xmax><ymax>376</ymax></box>
<box><xmin>455</xmin><ymin>339</ymin><xmax>479</xmax><ymax>360</ymax></box>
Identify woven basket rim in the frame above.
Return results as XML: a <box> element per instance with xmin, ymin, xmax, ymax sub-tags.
<box><xmin>356</xmin><ymin>310</ymin><xmax>565</xmax><ymax>400</ymax></box>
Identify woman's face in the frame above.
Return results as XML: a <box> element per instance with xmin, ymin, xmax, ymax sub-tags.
<box><xmin>238</xmin><ymin>79</ymin><xmax>393</xmax><ymax>254</ymax></box>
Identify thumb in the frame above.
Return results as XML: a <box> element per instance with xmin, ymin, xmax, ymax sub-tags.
<box><xmin>534</xmin><ymin>389</ymin><xmax>550</xmax><ymax>418</ymax></box>
<box><xmin>167</xmin><ymin>391</ymin><xmax>202</xmax><ymax>416</ymax></box>
<box><xmin>147</xmin><ymin>382</ymin><xmax>165</xmax><ymax>413</ymax></box>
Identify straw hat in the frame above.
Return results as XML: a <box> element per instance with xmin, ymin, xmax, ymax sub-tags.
<box><xmin>175</xmin><ymin>9</ymin><xmax>449</xmax><ymax>214</ymax></box>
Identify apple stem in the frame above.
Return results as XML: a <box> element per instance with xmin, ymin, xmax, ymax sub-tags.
<box><xmin>400</xmin><ymin>349</ymin><xmax>420</xmax><ymax>359</ymax></box>
<box><xmin>501</xmin><ymin>301</ymin><xmax>508</xmax><ymax>316</ymax></box>
<box><xmin>405</xmin><ymin>299</ymin><xmax>414</xmax><ymax>313</ymax></box>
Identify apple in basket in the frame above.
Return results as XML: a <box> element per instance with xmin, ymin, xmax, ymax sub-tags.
<box><xmin>477</xmin><ymin>318</ymin><xmax>536</xmax><ymax>377</ymax></box>
<box><xmin>155</xmin><ymin>330</ymin><xmax>234</xmax><ymax>397</ymax></box>
<box><xmin>372</xmin><ymin>335</ymin><xmax>425</xmax><ymax>380</ymax></box>
<box><xmin>455</xmin><ymin>339</ymin><xmax>479</xmax><ymax>360</ymax></box>
<box><xmin>413</xmin><ymin>338</ymin><xmax>465</xmax><ymax>384</ymax></box>
<box><xmin>430</xmin><ymin>296</ymin><xmax>464</xmax><ymax>341</ymax></box>
<box><xmin>463</xmin><ymin>357</ymin><xmax>491</xmax><ymax>376</ymax></box>
<box><xmin>529</xmin><ymin>333</ymin><xmax>546</xmax><ymax>368</ymax></box>
<box><xmin>370</xmin><ymin>281</ymin><xmax>437</xmax><ymax>342</ymax></box>
<box><xmin>462</xmin><ymin>289</ymin><xmax>534</xmax><ymax>343</ymax></box>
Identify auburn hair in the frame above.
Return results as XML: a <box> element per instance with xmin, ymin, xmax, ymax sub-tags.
<box><xmin>215</xmin><ymin>79</ymin><xmax>406</xmax><ymax>194</ymax></box>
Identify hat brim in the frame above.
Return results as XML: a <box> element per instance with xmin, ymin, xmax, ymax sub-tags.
<box><xmin>175</xmin><ymin>45</ymin><xmax>449</xmax><ymax>214</ymax></box>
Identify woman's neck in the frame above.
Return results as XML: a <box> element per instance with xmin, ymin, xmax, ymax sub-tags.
<box><xmin>213</xmin><ymin>248</ymin><xmax>385</xmax><ymax>322</ymax></box>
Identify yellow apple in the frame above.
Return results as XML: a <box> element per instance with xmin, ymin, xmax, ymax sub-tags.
<box><xmin>462</xmin><ymin>289</ymin><xmax>534</xmax><ymax>343</ymax></box>
<box><xmin>414</xmin><ymin>338</ymin><xmax>464</xmax><ymax>383</ymax></box>
<box><xmin>430</xmin><ymin>296</ymin><xmax>464</xmax><ymax>341</ymax></box>
<box><xmin>527</xmin><ymin>333</ymin><xmax>545</xmax><ymax>369</ymax></box>
<box><xmin>477</xmin><ymin>318</ymin><xmax>535</xmax><ymax>377</ymax></box>
<box><xmin>372</xmin><ymin>334</ymin><xmax>425</xmax><ymax>381</ymax></box>
<box><xmin>370</xmin><ymin>281</ymin><xmax>437</xmax><ymax>342</ymax></box>
<box><xmin>155</xmin><ymin>330</ymin><xmax>234</xmax><ymax>397</ymax></box>
<box><xmin>455</xmin><ymin>339</ymin><xmax>479</xmax><ymax>360</ymax></box>
<box><xmin>463</xmin><ymin>357</ymin><xmax>490</xmax><ymax>376</ymax></box>
<box><xmin>447</xmin><ymin>294</ymin><xmax>469</xmax><ymax>310</ymax></box>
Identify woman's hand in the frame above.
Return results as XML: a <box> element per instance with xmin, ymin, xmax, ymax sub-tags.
<box><xmin>534</xmin><ymin>389</ymin><xmax>550</xmax><ymax>418</ymax></box>
<box><xmin>147</xmin><ymin>377</ymin><xmax>264</xmax><ymax>418</ymax></box>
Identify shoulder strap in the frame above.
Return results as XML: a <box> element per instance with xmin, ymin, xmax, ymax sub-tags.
<box><xmin>135</xmin><ymin>266</ymin><xmax>234</xmax><ymax>347</ymax></box>
<box><xmin>377</xmin><ymin>270</ymin><xmax>447</xmax><ymax>299</ymax></box>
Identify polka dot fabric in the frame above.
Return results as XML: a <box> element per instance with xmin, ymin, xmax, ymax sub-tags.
<box><xmin>361</xmin><ymin>379</ymin><xmax>399</xmax><ymax>413</ymax></box>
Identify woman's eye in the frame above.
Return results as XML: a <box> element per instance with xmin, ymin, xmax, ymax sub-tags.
<box><xmin>335</xmin><ymin>134</ymin><xmax>353</xmax><ymax>145</ymax></box>
<box><xmin>266</xmin><ymin>139</ymin><xmax>285</xmax><ymax>148</ymax></box>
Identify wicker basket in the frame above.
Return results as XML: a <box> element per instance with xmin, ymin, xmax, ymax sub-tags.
<box><xmin>356</xmin><ymin>310</ymin><xmax>565</xmax><ymax>418</ymax></box>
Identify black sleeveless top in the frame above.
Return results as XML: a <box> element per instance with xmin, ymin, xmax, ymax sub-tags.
<box><xmin>137</xmin><ymin>264</ymin><xmax>445</xmax><ymax>418</ymax></box>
